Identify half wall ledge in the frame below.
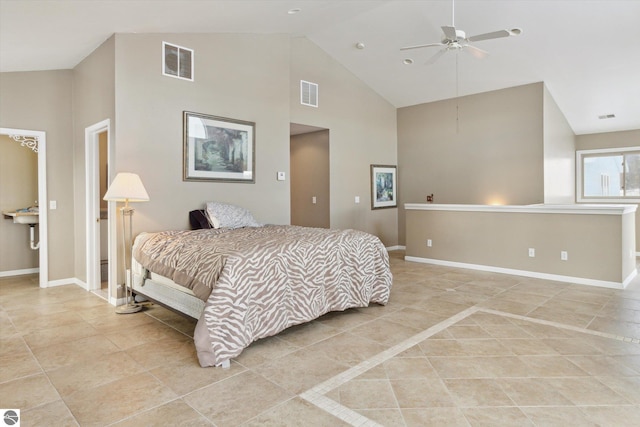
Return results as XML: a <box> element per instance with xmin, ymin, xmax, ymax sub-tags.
<box><xmin>404</xmin><ymin>204</ymin><xmax>637</xmax><ymax>289</ymax></box>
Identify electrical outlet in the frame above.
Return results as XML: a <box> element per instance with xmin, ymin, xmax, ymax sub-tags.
<box><xmin>528</xmin><ymin>248</ymin><xmax>535</xmax><ymax>257</ymax></box>
<box><xmin>427</xmin><ymin>239</ymin><xmax>432</xmax><ymax>247</ymax></box>
<box><xmin>561</xmin><ymin>251</ymin><xmax>568</xmax><ymax>261</ymax></box>
<box><xmin>312</xmin><ymin>196</ymin><xmax>317</xmax><ymax>204</ymax></box>
<box><xmin>355</xmin><ymin>196</ymin><xmax>360</xmax><ymax>204</ymax></box>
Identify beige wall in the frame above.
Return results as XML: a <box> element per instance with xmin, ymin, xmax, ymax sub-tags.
<box><xmin>112</xmin><ymin>33</ymin><xmax>291</xmax><ymax>237</ymax></box>
<box><xmin>543</xmin><ymin>85</ymin><xmax>576</xmax><ymax>204</ymax></box>
<box><xmin>289</xmin><ymin>38</ymin><xmax>398</xmax><ymax>246</ymax></box>
<box><xmin>576</xmin><ymin>129</ymin><xmax>640</xmax><ymax>252</ymax></box>
<box><xmin>0</xmin><ymin>70</ymin><xmax>74</xmax><ymax>280</ymax></box>
<box><xmin>397</xmin><ymin>83</ymin><xmax>545</xmax><ymax>245</ymax></box>
<box><xmin>72</xmin><ymin>35</ymin><xmax>116</xmax><ymax>283</ymax></box>
<box><xmin>290</xmin><ymin>130</ymin><xmax>330</xmax><ymax>228</ymax></box>
<box><xmin>0</xmin><ymin>33</ymin><xmax>399</xmax><ymax>285</ymax></box>
<box><xmin>0</xmin><ymin>135</ymin><xmax>39</xmax><ymax>271</ymax></box>
<box><xmin>406</xmin><ymin>208</ymin><xmax>634</xmax><ymax>285</ymax></box>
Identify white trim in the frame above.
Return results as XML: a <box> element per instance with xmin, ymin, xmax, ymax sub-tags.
<box><xmin>300</xmin><ymin>80</ymin><xmax>319</xmax><ymax>107</ymax></box>
<box><xmin>85</xmin><ymin>119</ymin><xmax>111</xmax><ymax>294</ymax></box>
<box><xmin>162</xmin><ymin>41</ymin><xmax>194</xmax><ymax>81</ymax></box>
<box><xmin>404</xmin><ymin>203</ymin><xmax>636</xmax><ymax>215</ymax></box>
<box><xmin>110</xmin><ymin>295</ymin><xmax>126</xmax><ymax>306</ymax></box>
<box><xmin>386</xmin><ymin>245</ymin><xmax>405</xmax><ymax>252</ymax></box>
<box><xmin>1</xmin><ymin>127</ymin><xmax>48</xmax><ymax>288</ymax></box>
<box><xmin>46</xmin><ymin>277</ymin><xmax>87</xmax><ymax>289</ymax></box>
<box><xmin>0</xmin><ymin>268</ymin><xmax>39</xmax><ymax>277</ymax></box>
<box><xmin>404</xmin><ymin>256</ymin><xmax>636</xmax><ymax>290</ymax></box>
<box><xmin>576</xmin><ymin>146</ymin><xmax>640</xmax><ymax>203</ymax></box>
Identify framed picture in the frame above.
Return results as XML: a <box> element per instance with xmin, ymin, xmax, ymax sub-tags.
<box><xmin>183</xmin><ymin>111</ymin><xmax>255</xmax><ymax>182</ymax></box>
<box><xmin>371</xmin><ymin>164</ymin><xmax>397</xmax><ymax>209</ymax></box>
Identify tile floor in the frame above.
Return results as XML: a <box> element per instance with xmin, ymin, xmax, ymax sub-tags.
<box><xmin>1</xmin><ymin>252</ymin><xmax>640</xmax><ymax>426</ymax></box>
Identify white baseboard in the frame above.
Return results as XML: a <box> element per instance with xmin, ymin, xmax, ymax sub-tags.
<box><xmin>46</xmin><ymin>277</ymin><xmax>88</xmax><ymax>289</ymax></box>
<box><xmin>0</xmin><ymin>268</ymin><xmax>39</xmax><ymax>277</ymax></box>
<box><xmin>405</xmin><ymin>256</ymin><xmax>635</xmax><ymax>290</ymax></box>
<box><xmin>110</xmin><ymin>295</ymin><xmax>126</xmax><ymax>306</ymax></box>
<box><xmin>386</xmin><ymin>245</ymin><xmax>406</xmax><ymax>252</ymax></box>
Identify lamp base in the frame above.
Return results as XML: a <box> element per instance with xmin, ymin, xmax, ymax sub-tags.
<box><xmin>115</xmin><ymin>303</ymin><xmax>142</xmax><ymax>314</ymax></box>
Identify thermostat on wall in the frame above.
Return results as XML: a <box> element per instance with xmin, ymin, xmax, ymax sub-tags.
<box><xmin>277</xmin><ymin>171</ymin><xmax>286</xmax><ymax>181</ymax></box>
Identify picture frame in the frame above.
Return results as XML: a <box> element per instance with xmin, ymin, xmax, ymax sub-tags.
<box><xmin>183</xmin><ymin>111</ymin><xmax>255</xmax><ymax>183</ymax></box>
<box><xmin>371</xmin><ymin>164</ymin><xmax>397</xmax><ymax>209</ymax></box>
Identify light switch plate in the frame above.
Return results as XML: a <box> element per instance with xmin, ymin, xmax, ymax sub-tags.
<box><xmin>277</xmin><ymin>171</ymin><xmax>285</xmax><ymax>181</ymax></box>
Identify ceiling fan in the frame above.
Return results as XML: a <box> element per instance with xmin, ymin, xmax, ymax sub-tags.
<box><xmin>400</xmin><ymin>0</ymin><xmax>522</xmax><ymax>65</ymax></box>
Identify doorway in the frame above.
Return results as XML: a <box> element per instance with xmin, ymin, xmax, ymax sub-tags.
<box><xmin>290</xmin><ymin>124</ymin><xmax>330</xmax><ymax>228</ymax></box>
<box><xmin>0</xmin><ymin>127</ymin><xmax>48</xmax><ymax>288</ymax></box>
<box><xmin>85</xmin><ymin>119</ymin><xmax>113</xmax><ymax>302</ymax></box>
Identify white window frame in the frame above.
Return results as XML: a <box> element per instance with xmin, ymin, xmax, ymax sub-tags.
<box><xmin>576</xmin><ymin>146</ymin><xmax>640</xmax><ymax>203</ymax></box>
<box><xmin>162</xmin><ymin>41</ymin><xmax>194</xmax><ymax>81</ymax></box>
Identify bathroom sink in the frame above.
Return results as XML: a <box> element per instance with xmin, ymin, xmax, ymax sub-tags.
<box><xmin>2</xmin><ymin>211</ymin><xmax>39</xmax><ymax>224</ymax></box>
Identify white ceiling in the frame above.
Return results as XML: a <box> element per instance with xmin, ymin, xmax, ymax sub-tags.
<box><xmin>1</xmin><ymin>0</ymin><xmax>639</xmax><ymax>135</ymax></box>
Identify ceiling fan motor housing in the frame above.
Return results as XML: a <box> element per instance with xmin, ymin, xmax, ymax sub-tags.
<box><xmin>443</xmin><ymin>29</ymin><xmax>467</xmax><ymax>49</ymax></box>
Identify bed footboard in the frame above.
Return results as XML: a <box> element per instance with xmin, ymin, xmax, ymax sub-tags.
<box><xmin>131</xmin><ymin>262</ymin><xmax>205</xmax><ymax>320</ymax></box>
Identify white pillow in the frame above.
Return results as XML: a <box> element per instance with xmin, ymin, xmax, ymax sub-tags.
<box><xmin>205</xmin><ymin>202</ymin><xmax>262</xmax><ymax>229</ymax></box>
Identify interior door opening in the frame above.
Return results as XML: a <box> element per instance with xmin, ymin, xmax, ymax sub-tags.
<box><xmin>85</xmin><ymin>119</ymin><xmax>113</xmax><ymax>302</ymax></box>
<box><xmin>290</xmin><ymin>123</ymin><xmax>330</xmax><ymax>228</ymax></box>
<box><xmin>0</xmin><ymin>128</ymin><xmax>48</xmax><ymax>288</ymax></box>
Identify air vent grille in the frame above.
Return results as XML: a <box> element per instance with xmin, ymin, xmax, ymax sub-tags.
<box><xmin>163</xmin><ymin>41</ymin><xmax>194</xmax><ymax>81</ymax></box>
<box><xmin>301</xmin><ymin>80</ymin><xmax>318</xmax><ymax>107</ymax></box>
<box><xmin>598</xmin><ymin>114</ymin><xmax>616</xmax><ymax>120</ymax></box>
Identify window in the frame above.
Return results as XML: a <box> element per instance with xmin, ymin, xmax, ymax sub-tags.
<box><xmin>162</xmin><ymin>42</ymin><xmax>194</xmax><ymax>81</ymax></box>
<box><xmin>577</xmin><ymin>147</ymin><xmax>640</xmax><ymax>202</ymax></box>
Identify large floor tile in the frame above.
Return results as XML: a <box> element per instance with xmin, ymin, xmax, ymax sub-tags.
<box><xmin>150</xmin><ymin>356</ymin><xmax>245</xmax><ymax>395</ymax></box>
<box><xmin>63</xmin><ymin>372</ymin><xmax>177</xmax><ymax>426</ymax></box>
<box><xmin>111</xmin><ymin>399</ymin><xmax>211</xmax><ymax>426</ymax></box>
<box><xmin>47</xmin><ymin>351</ymin><xmax>144</xmax><ymax>397</ymax></box>
<box><xmin>0</xmin><ymin>373</ymin><xmax>60</xmax><ymax>411</ymax></box>
<box><xmin>2</xmin><ymin>254</ymin><xmax>639</xmax><ymax>426</ymax></box>
<box><xmin>183</xmin><ymin>371</ymin><xmax>292</xmax><ymax>426</ymax></box>
<box><xmin>253</xmin><ymin>348</ymin><xmax>351</xmax><ymax>394</ymax></box>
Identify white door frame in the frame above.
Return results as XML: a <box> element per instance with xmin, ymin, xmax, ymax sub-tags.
<box><xmin>85</xmin><ymin>119</ymin><xmax>114</xmax><ymax>301</ymax></box>
<box><xmin>0</xmin><ymin>127</ymin><xmax>48</xmax><ymax>288</ymax></box>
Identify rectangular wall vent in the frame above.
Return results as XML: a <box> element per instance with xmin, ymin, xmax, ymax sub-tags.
<box><xmin>598</xmin><ymin>114</ymin><xmax>616</xmax><ymax>120</ymax></box>
<box><xmin>163</xmin><ymin>41</ymin><xmax>194</xmax><ymax>81</ymax></box>
<box><xmin>300</xmin><ymin>80</ymin><xmax>318</xmax><ymax>107</ymax></box>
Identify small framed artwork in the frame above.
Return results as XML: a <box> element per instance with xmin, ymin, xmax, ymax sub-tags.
<box><xmin>183</xmin><ymin>111</ymin><xmax>255</xmax><ymax>183</ymax></box>
<box><xmin>371</xmin><ymin>164</ymin><xmax>397</xmax><ymax>209</ymax></box>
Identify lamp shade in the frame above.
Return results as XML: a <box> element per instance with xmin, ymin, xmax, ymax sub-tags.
<box><xmin>104</xmin><ymin>172</ymin><xmax>150</xmax><ymax>203</ymax></box>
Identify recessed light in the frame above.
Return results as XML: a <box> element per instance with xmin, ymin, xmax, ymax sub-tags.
<box><xmin>288</xmin><ymin>8</ymin><xmax>301</xmax><ymax>15</ymax></box>
<box><xmin>403</xmin><ymin>58</ymin><xmax>414</xmax><ymax>65</ymax></box>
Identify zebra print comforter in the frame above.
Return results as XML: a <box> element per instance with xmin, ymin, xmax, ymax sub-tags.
<box><xmin>135</xmin><ymin>225</ymin><xmax>392</xmax><ymax>367</ymax></box>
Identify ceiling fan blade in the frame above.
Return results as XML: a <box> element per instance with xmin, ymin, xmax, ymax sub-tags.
<box><xmin>467</xmin><ymin>29</ymin><xmax>518</xmax><ymax>42</ymax></box>
<box><xmin>425</xmin><ymin>48</ymin><xmax>448</xmax><ymax>65</ymax></box>
<box><xmin>465</xmin><ymin>44</ymin><xmax>489</xmax><ymax>60</ymax></box>
<box><xmin>442</xmin><ymin>26</ymin><xmax>458</xmax><ymax>41</ymax></box>
<box><xmin>400</xmin><ymin>42</ymin><xmax>444</xmax><ymax>51</ymax></box>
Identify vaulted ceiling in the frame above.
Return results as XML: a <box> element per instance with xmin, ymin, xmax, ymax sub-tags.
<box><xmin>1</xmin><ymin>0</ymin><xmax>639</xmax><ymax>135</ymax></box>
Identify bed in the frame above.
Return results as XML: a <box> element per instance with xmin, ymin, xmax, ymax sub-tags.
<box><xmin>131</xmin><ymin>204</ymin><xmax>392</xmax><ymax>367</ymax></box>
